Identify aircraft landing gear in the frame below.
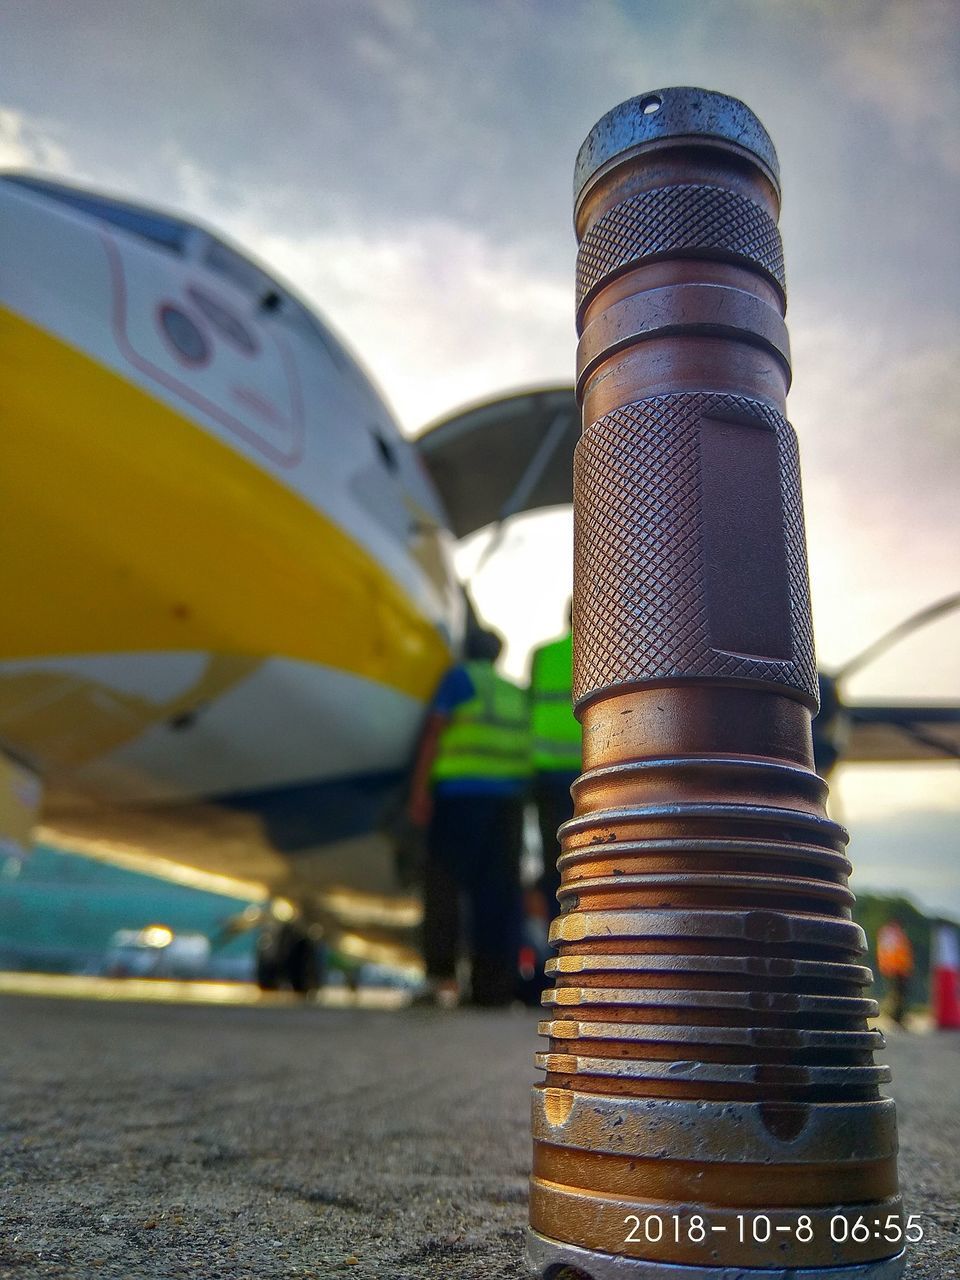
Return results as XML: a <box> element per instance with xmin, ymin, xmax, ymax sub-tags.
<box><xmin>255</xmin><ymin>919</ymin><xmax>326</xmax><ymax>995</ymax></box>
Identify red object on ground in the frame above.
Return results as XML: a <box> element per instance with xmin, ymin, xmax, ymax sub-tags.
<box><xmin>932</xmin><ymin>923</ymin><xmax>960</xmax><ymax>1030</ymax></box>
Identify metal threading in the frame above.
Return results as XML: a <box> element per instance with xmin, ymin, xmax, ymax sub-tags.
<box><xmin>529</xmin><ymin>87</ymin><xmax>903</xmax><ymax>1278</ymax></box>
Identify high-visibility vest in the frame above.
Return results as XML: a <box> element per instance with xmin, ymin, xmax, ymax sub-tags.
<box><xmin>431</xmin><ymin>661</ymin><xmax>531</xmax><ymax>783</ymax></box>
<box><xmin>530</xmin><ymin>633</ymin><xmax>581</xmax><ymax>773</ymax></box>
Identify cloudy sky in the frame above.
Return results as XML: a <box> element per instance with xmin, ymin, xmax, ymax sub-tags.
<box><xmin>1</xmin><ymin>0</ymin><xmax>957</xmax><ymax>911</ymax></box>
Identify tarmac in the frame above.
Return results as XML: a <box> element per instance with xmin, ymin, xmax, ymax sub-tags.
<box><xmin>1</xmin><ymin>990</ymin><xmax>958</xmax><ymax>1280</ymax></box>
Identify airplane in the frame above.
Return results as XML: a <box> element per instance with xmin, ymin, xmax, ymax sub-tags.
<box><xmin>2</xmin><ymin>173</ymin><xmax>958</xmax><ymax>994</ymax></box>
<box><xmin>0</xmin><ymin>171</ymin><xmax>466</xmax><ymax>990</ymax></box>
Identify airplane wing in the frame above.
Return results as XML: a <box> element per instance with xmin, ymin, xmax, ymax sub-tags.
<box><xmin>415</xmin><ymin>386</ymin><xmax>578</xmax><ymax>537</ymax></box>
<box><xmin>844</xmin><ymin>704</ymin><xmax>960</xmax><ymax>763</ymax></box>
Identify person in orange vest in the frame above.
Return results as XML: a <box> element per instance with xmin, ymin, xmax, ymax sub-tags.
<box><xmin>877</xmin><ymin>919</ymin><xmax>915</xmax><ymax>1027</ymax></box>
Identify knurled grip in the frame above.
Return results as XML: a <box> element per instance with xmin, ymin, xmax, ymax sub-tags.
<box><xmin>576</xmin><ymin>183</ymin><xmax>785</xmax><ymax>325</ymax></box>
<box><xmin>572</xmin><ymin>391</ymin><xmax>818</xmax><ymax>710</ymax></box>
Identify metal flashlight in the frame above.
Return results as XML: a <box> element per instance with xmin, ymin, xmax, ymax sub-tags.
<box><xmin>528</xmin><ymin>87</ymin><xmax>904</xmax><ymax>1280</ymax></box>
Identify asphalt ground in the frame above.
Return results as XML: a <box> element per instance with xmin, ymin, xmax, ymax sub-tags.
<box><xmin>1</xmin><ymin>992</ymin><xmax>958</xmax><ymax>1279</ymax></box>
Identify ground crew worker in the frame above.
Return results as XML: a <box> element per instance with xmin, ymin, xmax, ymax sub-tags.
<box><xmin>877</xmin><ymin>919</ymin><xmax>915</xmax><ymax>1027</ymax></box>
<box><xmin>407</xmin><ymin>627</ymin><xmax>530</xmax><ymax>1007</ymax></box>
<box><xmin>529</xmin><ymin>612</ymin><xmax>581</xmax><ymax>918</ymax></box>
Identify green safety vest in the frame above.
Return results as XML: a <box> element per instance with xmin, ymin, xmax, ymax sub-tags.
<box><xmin>530</xmin><ymin>633</ymin><xmax>581</xmax><ymax>773</ymax></box>
<box><xmin>431</xmin><ymin>660</ymin><xmax>531</xmax><ymax>783</ymax></box>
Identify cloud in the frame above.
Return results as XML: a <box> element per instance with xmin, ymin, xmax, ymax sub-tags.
<box><xmin>0</xmin><ymin>106</ymin><xmax>71</xmax><ymax>171</ymax></box>
<box><xmin>786</xmin><ymin>307</ymin><xmax>960</xmax><ymax>687</ymax></box>
<box><xmin>827</xmin><ymin>0</ymin><xmax>960</xmax><ymax>177</ymax></box>
<box><xmin>246</xmin><ymin>218</ymin><xmax>571</xmax><ymax>429</ymax></box>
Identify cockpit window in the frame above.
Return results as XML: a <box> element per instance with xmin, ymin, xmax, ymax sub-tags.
<box><xmin>204</xmin><ymin>235</ymin><xmax>350</xmax><ymax>371</ymax></box>
<box><xmin>2</xmin><ymin>175</ymin><xmax>189</xmax><ymax>252</ymax></box>
<box><xmin>204</xmin><ymin>237</ymin><xmax>275</xmax><ymax>301</ymax></box>
<box><xmin>4</xmin><ymin>172</ymin><xmax>378</xmax><ymax>397</ymax></box>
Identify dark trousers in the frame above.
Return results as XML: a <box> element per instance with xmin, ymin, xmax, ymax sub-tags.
<box><xmin>535</xmin><ymin>772</ymin><xmax>577</xmax><ymax>918</ymax></box>
<box><xmin>889</xmin><ymin>973</ymin><xmax>910</xmax><ymax>1026</ymax></box>
<box><xmin>423</xmin><ymin>791</ymin><xmax>523</xmax><ymax>1006</ymax></box>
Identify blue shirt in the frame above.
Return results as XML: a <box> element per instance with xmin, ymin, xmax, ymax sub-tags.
<box><xmin>431</xmin><ymin>664</ymin><xmax>475</xmax><ymax>715</ymax></box>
